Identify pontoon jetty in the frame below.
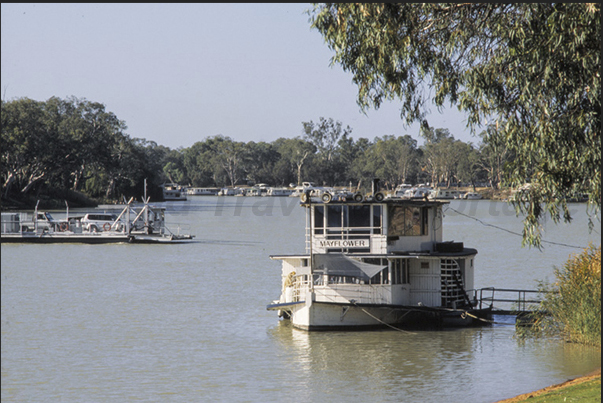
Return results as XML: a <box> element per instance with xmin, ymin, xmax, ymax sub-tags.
<box><xmin>1</xmin><ymin>197</ymin><xmax>194</xmax><ymax>244</ymax></box>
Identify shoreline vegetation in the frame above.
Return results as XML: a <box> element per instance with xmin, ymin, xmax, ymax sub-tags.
<box><xmin>505</xmin><ymin>244</ymin><xmax>601</xmax><ymax>402</ymax></box>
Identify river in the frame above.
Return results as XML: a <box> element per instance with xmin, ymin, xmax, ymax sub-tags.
<box><xmin>1</xmin><ymin>197</ymin><xmax>600</xmax><ymax>402</ymax></box>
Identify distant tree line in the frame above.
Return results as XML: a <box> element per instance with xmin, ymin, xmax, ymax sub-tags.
<box><xmin>2</xmin><ymin>97</ymin><xmax>513</xmax><ymax>207</ymax></box>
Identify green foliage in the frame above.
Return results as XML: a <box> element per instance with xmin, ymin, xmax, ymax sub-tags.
<box><xmin>365</xmin><ymin>135</ymin><xmax>419</xmax><ymax>188</ymax></box>
<box><xmin>521</xmin><ymin>376</ymin><xmax>601</xmax><ymax>403</ymax></box>
<box><xmin>0</xmin><ymin>94</ymin><xmax>594</xmax><ymax>227</ymax></box>
<box><xmin>308</xmin><ymin>3</ymin><xmax>601</xmax><ymax>246</ymax></box>
<box><xmin>1</xmin><ymin>97</ymin><xmax>168</xmax><ymax>204</ymax></box>
<box><xmin>302</xmin><ymin>117</ymin><xmax>352</xmax><ymax>185</ymax></box>
<box><xmin>0</xmin><ymin>95</ymin><xmax>536</xmax><ymax>205</ymax></box>
<box><xmin>518</xmin><ymin>245</ymin><xmax>601</xmax><ymax>347</ymax></box>
<box><xmin>273</xmin><ymin>137</ymin><xmax>316</xmax><ymax>186</ymax></box>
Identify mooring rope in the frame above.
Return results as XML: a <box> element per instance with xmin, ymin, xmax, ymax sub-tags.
<box><xmin>459</xmin><ymin>310</ymin><xmax>514</xmax><ymax>325</ymax></box>
<box><xmin>445</xmin><ymin>206</ymin><xmax>587</xmax><ymax>250</ymax></box>
<box><xmin>350</xmin><ymin>300</ymin><xmax>417</xmax><ymax>334</ymax></box>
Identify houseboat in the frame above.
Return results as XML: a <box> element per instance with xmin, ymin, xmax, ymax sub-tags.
<box><xmin>428</xmin><ymin>188</ymin><xmax>463</xmax><ymax>200</ymax></box>
<box><xmin>218</xmin><ymin>187</ymin><xmax>244</xmax><ymax>196</ymax></box>
<box><xmin>187</xmin><ymin>187</ymin><xmax>219</xmax><ymax>196</ymax></box>
<box><xmin>266</xmin><ymin>187</ymin><xmax>295</xmax><ymax>197</ymax></box>
<box><xmin>462</xmin><ymin>192</ymin><xmax>483</xmax><ymax>200</ymax></box>
<box><xmin>266</xmin><ymin>193</ymin><xmax>491</xmax><ymax>330</ymax></box>
<box><xmin>161</xmin><ymin>183</ymin><xmax>187</xmax><ymax>201</ymax></box>
<box><xmin>400</xmin><ymin>186</ymin><xmax>433</xmax><ymax>199</ymax></box>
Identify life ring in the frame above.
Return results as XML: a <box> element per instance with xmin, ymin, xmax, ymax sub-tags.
<box><xmin>103</xmin><ymin>223</ymin><xmax>112</xmax><ymax>231</ymax></box>
<box><xmin>60</xmin><ymin>222</ymin><xmax>68</xmax><ymax>231</ymax></box>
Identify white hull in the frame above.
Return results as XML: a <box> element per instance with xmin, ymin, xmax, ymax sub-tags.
<box><xmin>271</xmin><ymin>299</ymin><xmax>490</xmax><ymax>330</ymax></box>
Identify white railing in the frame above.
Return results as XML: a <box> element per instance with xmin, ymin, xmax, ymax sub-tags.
<box><xmin>315</xmin><ymin>283</ymin><xmax>391</xmax><ymax>305</ymax></box>
<box><xmin>164</xmin><ymin>222</ymin><xmax>192</xmax><ymax>237</ymax></box>
<box><xmin>290</xmin><ymin>275</ymin><xmax>391</xmax><ymax>305</ymax></box>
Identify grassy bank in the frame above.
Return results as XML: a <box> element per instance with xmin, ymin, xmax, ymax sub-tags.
<box><xmin>496</xmin><ymin>369</ymin><xmax>601</xmax><ymax>402</ymax></box>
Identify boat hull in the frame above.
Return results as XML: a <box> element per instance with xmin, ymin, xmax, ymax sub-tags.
<box><xmin>268</xmin><ymin>300</ymin><xmax>492</xmax><ymax>331</ymax></box>
<box><xmin>0</xmin><ymin>233</ymin><xmax>193</xmax><ymax>244</ymax></box>
<box><xmin>0</xmin><ymin>233</ymin><xmax>130</xmax><ymax>244</ymax></box>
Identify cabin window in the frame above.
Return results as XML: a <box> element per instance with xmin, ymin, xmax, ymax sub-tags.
<box><xmin>373</xmin><ymin>205</ymin><xmax>382</xmax><ymax>234</ymax></box>
<box><xmin>348</xmin><ymin>205</ymin><xmax>371</xmax><ymax>228</ymax></box>
<box><xmin>312</xmin><ymin>205</ymin><xmax>382</xmax><ymax>251</ymax></box>
<box><xmin>327</xmin><ymin>205</ymin><xmax>344</xmax><ymax>228</ymax></box>
<box><xmin>316</xmin><ymin>205</ymin><xmax>381</xmax><ymax>232</ymax></box>
<box><xmin>391</xmin><ymin>259</ymin><xmax>410</xmax><ymax>284</ymax></box>
<box><xmin>387</xmin><ymin>206</ymin><xmax>429</xmax><ymax>236</ymax></box>
<box><xmin>314</xmin><ymin>206</ymin><xmax>324</xmax><ymax>234</ymax></box>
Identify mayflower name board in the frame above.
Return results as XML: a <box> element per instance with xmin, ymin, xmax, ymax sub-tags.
<box><xmin>318</xmin><ymin>239</ymin><xmax>369</xmax><ymax>248</ymax></box>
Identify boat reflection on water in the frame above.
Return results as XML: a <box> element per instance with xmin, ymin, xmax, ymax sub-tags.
<box><xmin>268</xmin><ymin>319</ymin><xmax>601</xmax><ymax>402</ymax></box>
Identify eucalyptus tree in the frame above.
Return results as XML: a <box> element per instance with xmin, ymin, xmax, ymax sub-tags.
<box><xmin>302</xmin><ymin>117</ymin><xmax>352</xmax><ymax>185</ymax></box>
<box><xmin>44</xmin><ymin>96</ymin><xmax>125</xmax><ymax>193</ymax></box>
<box><xmin>366</xmin><ymin>135</ymin><xmax>418</xmax><ymax>188</ymax></box>
<box><xmin>273</xmin><ymin>137</ymin><xmax>316</xmax><ymax>186</ymax></box>
<box><xmin>453</xmin><ymin>141</ymin><xmax>482</xmax><ymax>190</ymax></box>
<box><xmin>337</xmin><ymin>135</ymin><xmax>372</xmax><ymax>189</ymax></box>
<box><xmin>160</xmin><ymin>148</ymin><xmax>186</xmax><ymax>186</ymax></box>
<box><xmin>213</xmin><ymin>136</ymin><xmax>246</xmax><ymax>188</ymax></box>
<box><xmin>182</xmin><ymin>139</ymin><xmax>218</xmax><ymax>187</ymax></box>
<box><xmin>94</xmin><ymin>136</ymin><xmax>157</xmax><ymax>200</ymax></box>
<box><xmin>1</xmin><ymin>96</ymin><xmax>127</xmax><ymax>200</ymax></box>
<box><xmin>309</xmin><ymin>3</ymin><xmax>600</xmax><ymax>246</ymax></box>
<box><xmin>1</xmin><ymin>98</ymin><xmax>53</xmax><ymax>197</ymax></box>
<box><xmin>243</xmin><ymin>141</ymin><xmax>280</xmax><ymax>185</ymax></box>
<box><xmin>163</xmin><ymin>162</ymin><xmax>185</xmax><ymax>186</ymax></box>
<box><xmin>478</xmin><ymin>124</ymin><xmax>512</xmax><ymax>190</ymax></box>
<box><xmin>420</xmin><ymin>128</ymin><xmax>456</xmax><ymax>187</ymax></box>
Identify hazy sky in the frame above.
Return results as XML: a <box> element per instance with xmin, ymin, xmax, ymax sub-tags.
<box><xmin>2</xmin><ymin>3</ymin><xmax>479</xmax><ymax>150</ymax></box>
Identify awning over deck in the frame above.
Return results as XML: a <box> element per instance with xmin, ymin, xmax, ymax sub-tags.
<box><xmin>313</xmin><ymin>253</ymin><xmax>386</xmax><ymax>281</ymax></box>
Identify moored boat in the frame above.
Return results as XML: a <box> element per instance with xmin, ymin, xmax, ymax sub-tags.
<box><xmin>161</xmin><ymin>183</ymin><xmax>188</xmax><ymax>201</ymax></box>
<box><xmin>187</xmin><ymin>187</ymin><xmax>219</xmax><ymax>196</ymax></box>
<box><xmin>428</xmin><ymin>188</ymin><xmax>463</xmax><ymax>200</ymax></box>
<box><xmin>266</xmin><ymin>187</ymin><xmax>295</xmax><ymax>197</ymax></box>
<box><xmin>400</xmin><ymin>186</ymin><xmax>433</xmax><ymax>199</ymax></box>
<box><xmin>267</xmin><ymin>192</ymin><xmax>491</xmax><ymax>330</ymax></box>
<box><xmin>462</xmin><ymin>192</ymin><xmax>483</xmax><ymax>200</ymax></box>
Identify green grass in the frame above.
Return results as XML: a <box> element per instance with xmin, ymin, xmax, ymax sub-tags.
<box><xmin>522</xmin><ymin>376</ymin><xmax>601</xmax><ymax>402</ymax></box>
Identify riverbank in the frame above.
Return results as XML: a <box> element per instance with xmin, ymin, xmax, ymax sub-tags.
<box><xmin>495</xmin><ymin>368</ymin><xmax>601</xmax><ymax>402</ymax></box>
